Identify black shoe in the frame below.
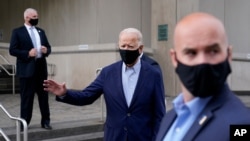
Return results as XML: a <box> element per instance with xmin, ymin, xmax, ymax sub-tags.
<box><xmin>41</xmin><ymin>123</ymin><xmax>52</xmax><ymax>130</ymax></box>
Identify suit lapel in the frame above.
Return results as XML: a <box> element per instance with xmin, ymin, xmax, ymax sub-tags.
<box><xmin>128</xmin><ymin>61</ymin><xmax>148</xmax><ymax>108</ymax></box>
<box><xmin>183</xmin><ymin>110</ymin><xmax>213</xmax><ymax>140</ymax></box>
<box><xmin>114</xmin><ymin>61</ymin><xmax>129</xmax><ymax>108</ymax></box>
<box><xmin>35</xmin><ymin>27</ymin><xmax>42</xmax><ymax>42</ymax></box>
<box><xmin>158</xmin><ymin>110</ymin><xmax>177</xmax><ymax>140</ymax></box>
<box><xmin>183</xmin><ymin>85</ymin><xmax>229</xmax><ymax>140</ymax></box>
<box><xmin>21</xmin><ymin>26</ymin><xmax>33</xmax><ymax>46</ymax></box>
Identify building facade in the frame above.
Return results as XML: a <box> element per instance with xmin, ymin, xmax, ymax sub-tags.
<box><xmin>0</xmin><ymin>0</ymin><xmax>250</xmax><ymax>96</ymax></box>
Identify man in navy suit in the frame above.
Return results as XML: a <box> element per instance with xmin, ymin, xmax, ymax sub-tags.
<box><xmin>44</xmin><ymin>28</ymin><xmax>166</xmax><ymax>140</ymax></box>
<box><xmin>141</xmin><ymin>53</ymin><xmax>162</xmax><ymax>75</ymax></box>
<box><xmin>156</xmin><ymin>12</ymin><xmax>250</xmax><ymax>141</ymax></box>
<box><xmin>9</xmin><ymin>8</ymin><xmax>52</xmax><ymax>130</ymax></box>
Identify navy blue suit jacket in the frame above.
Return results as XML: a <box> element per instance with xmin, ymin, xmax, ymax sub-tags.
<box><xmin>9</xmin><ymin>26</ymin><xmax>51</xmax><ymax>78</ymax></box>
<box><xmin>57</xmin><ymin>60</ymin><xmax>166</xmax><ymax>141</ymax></box>
<box><xmin>156</xmin><ymin>84</ymin><xmax>250</xmax><ymax>141</ymax></box>
<box><xmin>141</xmin><ymin>54</ymin><xmax>162</xmax><ymax>75</ymax></box>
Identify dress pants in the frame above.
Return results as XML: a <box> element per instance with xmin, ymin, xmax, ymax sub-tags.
<box><xmin>19</xmin><ymin>59</ymin><xmax>50</xmax><ymax>125</ymax></box>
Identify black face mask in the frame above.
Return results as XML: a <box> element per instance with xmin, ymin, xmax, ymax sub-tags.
<box><xmin>29</xmin><ymin>18</ymin><xmax>39</xmax><ymax>26</ymax></box>
<box><xmin>175</xmin><ymin>58</ymin><xmax>231</xmax><ymax>98</ymax></box>
<box><xmin>119</xmin><ymin>49</ymin><xmax>140</xmax><ymax>65</ymax></box>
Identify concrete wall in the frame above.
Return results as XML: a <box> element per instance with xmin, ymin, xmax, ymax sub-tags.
<box><xmin>151</xmin><ymin>0</ymin><xmax>177</xmax><ymax>96</ymax></box>
<box><xmin>0</xmin><ymin>43</ymin><xmax>153</xmax><ymax>90</ymax></box>
<box><xmin>0</xmin><ymin>0</ymin><xmax>153</xmax><ymax>91</ymax></box>
<box><xmin>152</xmin><ymin>0</ymin><xmax>200</xmax><ymax>96</ymax></box>
<box><xmin>152</xmin><ymin>0</ymin><xmax>250</xmax><ymax>96</ymax></box>
<box><xmin>0</xmin><ymin>0</ymin><xmax>151</xmax><ymax>47</ymax></box>
<box><xmin>0</xmin><ymin>43</ymin><xmax>119</xmax><ymax>89</ymax></box>
<box><xmin>46</xmin><ymin>44</ymin><xmax>119</xmax><ymax>89</ymax></box>
<box><xmin>1</xmin><ymin>0</ymin><xmax>250</xmax><ymax>96</ymax></box>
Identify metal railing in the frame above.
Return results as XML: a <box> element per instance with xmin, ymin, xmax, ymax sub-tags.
<box><xmin>47</xmin><ymin>63</ymin><xmax>56</xmax><ymax>78</ymax></box>
<box><xmin>0</xmin><ymin>128</ymin><xmax>10</xmax><ymax>141</ymax></box>
<box><xmin>0</xmin><ymin>54</ymin><xmax>56</xmax><ymax>95</ymax></box>
<box><xmin>0</xmin><ymin>103</ymin><xmax>28</xmax><ymax>141</ymax></box>
<box><xmin>0</xmin><ymin>55</ymin><xmax>16</xmax><ymax>94</ymax></box>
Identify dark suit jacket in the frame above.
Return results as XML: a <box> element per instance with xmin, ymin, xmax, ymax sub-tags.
<box><xmin>141</xmin><ymin>54</ymin><xmax>162</xmax><ymax>74</ymax></box>
<box><xmin>156</xmin><ymin>84</ymin><xmax>250</xmax><ymax>141</ymax></box>
<box><xmin>56</xmin><ymin>60</ymin><xmax>166</xmax><ymax>141</ymax></box>
<box><xmin>9</xmin><ymin>26</ymin><xmax>51</xmax><ymax>78</ymax></box>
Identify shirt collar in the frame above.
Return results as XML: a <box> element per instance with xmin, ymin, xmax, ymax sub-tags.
<box><xmin>24</xmin><ymin>23</ymin><xmax>34</xmax><ymax>29</ymax></box>
<box><xmin>173</xmin><ymin>93</ymin><xmax>212</xmax><ymax>116</ymax></box>
<box><xmin>122</xmin><ymin>59</ymin><xmax>141</xmax><ymax>74</ymax></box>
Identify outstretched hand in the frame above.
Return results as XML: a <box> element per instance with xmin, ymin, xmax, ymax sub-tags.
<box><xmin>43</xmin><ymin>79</ymin><xmax>67</xmax><ymax>96</ymax></box>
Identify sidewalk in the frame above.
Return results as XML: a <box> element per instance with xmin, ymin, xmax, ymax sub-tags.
<box><xmin>0</xmin><ymin>93</ymin><xmax>250</xmax><ymax>129</ymax></box>
<box><xmin>0</xmin><ymin>94</ymin><xmax>104</xmax><ymax>129</ymax></box>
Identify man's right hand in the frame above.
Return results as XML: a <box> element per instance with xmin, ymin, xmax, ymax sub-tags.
<box><xmin>43</xmin><ymin>79</ymin><xmax>67</xmax><ymax>96</ymax></box>
<box><xmin>29</xmin><ymin>48</ymin><xmax>37</xmax><ymax>57</ymax></box>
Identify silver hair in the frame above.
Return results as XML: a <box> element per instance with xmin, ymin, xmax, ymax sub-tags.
<box><xmin>119</xmin><ymin>28</ymin><xmax>143</xmax><ymax>46</ymax></box>
<box><xmin>24</xmin><ymin>8</ymin><xmax>37</xmax><ymax>18</ymax></box>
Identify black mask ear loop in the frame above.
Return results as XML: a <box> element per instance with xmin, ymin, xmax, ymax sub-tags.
<box><xmin>138</xmin><ymin>45</ymin><xmax>143</xmax><ymax>56</ymax></box>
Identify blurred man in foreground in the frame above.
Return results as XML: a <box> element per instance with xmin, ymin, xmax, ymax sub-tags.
<box><xmin>156</xmin><ymin>12</ymin><xmax>250</xmax><ymax>141</ymax></box>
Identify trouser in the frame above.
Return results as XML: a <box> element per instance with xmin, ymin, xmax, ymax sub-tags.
<box><xmin>19</xmin><ymin>61</ymin><xmax>50</xmax><ymax>125</ymax></box>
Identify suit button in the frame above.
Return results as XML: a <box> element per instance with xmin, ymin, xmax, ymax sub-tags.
<box><xmin>124</xmin><ymin>127</ymin><xmax>127</xmax><ymax>131</ymax></box>
<box><xmin>127</xmin><ymin>113</ymin><xmax>131</xmax><ymax>116</ymax></box>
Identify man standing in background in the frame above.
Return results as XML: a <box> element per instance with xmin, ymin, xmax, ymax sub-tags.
<box><xmin>9</xmin><ymin>8</ymin><xmax>52</xmax><ymax>130</ymax></box>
